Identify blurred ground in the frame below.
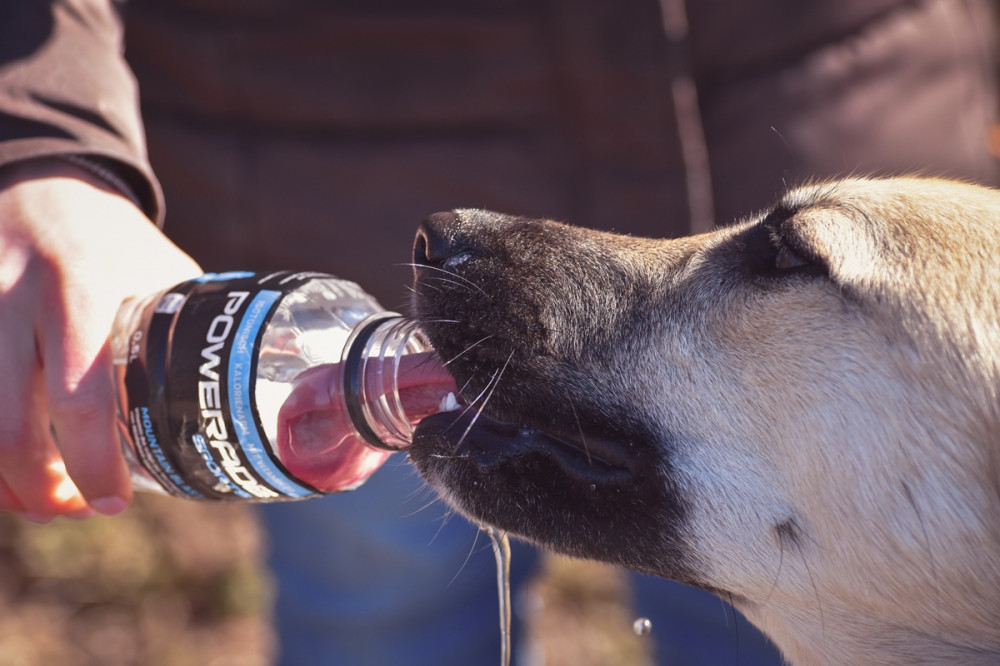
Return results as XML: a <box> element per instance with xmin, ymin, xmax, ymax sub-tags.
<box><xmin>0</xmin><ymin>494</ymin><xmax>652</xmax><ymax>666</ymax></box>
<box><xmin>0</xmin><ymin>496</ymin><xmax>271</xmax><ymax>666</ymax></box>
<box><xmin>526</xmin><ymin>554</ymin><xmax>652</xmax><ymax>666</ymax></box>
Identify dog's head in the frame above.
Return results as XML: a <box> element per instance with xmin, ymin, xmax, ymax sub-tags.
<box><xmin>408</xmin><ymin>177</ymin><xmax>1000</xmax><ymax>663</ymax></box>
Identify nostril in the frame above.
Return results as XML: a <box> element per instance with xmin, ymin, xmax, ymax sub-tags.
<box><xmin>413</xmin><ymin>230</ymin><xmax>430</xmax><ymax>266</ymax></box>
<box><xmin>414</xmin><ymin>211</ymin><xmax>469</xmax><ymax>267</ymax></box>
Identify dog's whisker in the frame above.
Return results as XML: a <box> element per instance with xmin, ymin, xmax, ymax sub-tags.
<box><xmin>563</xmin><ymin>388</ymin><xmax>593</xmax><ymax>465</ymax></box>
<box><xmin>787</xmin><ymin>518</ymin><xmax>826</xmax><ymax>640</ymax></box>
<box><xmin>452</xmin><ymin>382</ymin><xmax>498</xmax><ymax>450</ymax></box>
<box><xmin>421</xmin><ymin>275</ymin><xmax>478</xmax><ymax>294</ymax></box>
<box><xmin>445</xmin><ymin>518</ymin><xmax>488</xmax><ymax>589</ymax></box>
<box><xmin>725</xmin><ymin>591</ymin><xmax>744</xmax><ymax>665</ymax></box>
<box><xmin>405</xmin><ymin>262</ymin><xmax>490</xmax><ymax>297</ymax></box>
<box><xmin>454</xmin><ymin>351</ymin><xmax>514</xmax><ymax>450</ymax></box>
<box><xmin>805</xmin><ymin>562</ymin><xmax>825</xmax><ymax>641</ymax></box>
<box><xmin>409</xmin><ymin>281</ymin><xmax>443</xmax><ymax>295</ymax></box>
<box><xmin>416</xmin><ymin>318</ymin><xmax>461</xmax><ymax>325</ymax></box>
<box><xmin>427</xmin><ymin>504</ymin><xmax>462</xmax><ymax>549</ymax></box>
<box><xmin>401</xmin><ymin>261</ymin><xmax>485</xmax><ymax>289</ymax></box>
<box><xmin>438</xmin><ymin>369</ymin><xmax>497</xmax><ymax>439</ymax></box>
<box><xmin>901</xmin><ymin>479</ymin><xmax>944</xmax><ymax>640</ymax></box>
<box><xmin>400</xmin><ymin>489</ymin><xmax>449</xmax><ymax>519</ymax></box>
<box><xmin>763</xmin><ymin>529</ymin><xmax>787</xmax><ymax>608</ymax></box>
<box><xmin>443</xmin><ymin>335</ymin><xmax>495</xmax><ymax>367</ymax></box>
<box><xmin>460</xmin><ymin>371</ymin><xmax>495</xmax><ymax>413</ymax></box>
<box><xmin>400</xmin><ymin>350</ymin><xmax>455</xmax><ymax>380</ymax></box>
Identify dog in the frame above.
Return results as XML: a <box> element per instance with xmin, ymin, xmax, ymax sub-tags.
<box><xmin>406</xmin><ymin>177</ymin><xmax>1000</xmax><ymax>665</ymax></box>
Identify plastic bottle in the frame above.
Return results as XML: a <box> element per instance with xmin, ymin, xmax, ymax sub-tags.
<box><xmin>110</xmin><ymin>271</ymin><xmax>457</xmax><ymax>501</ymax></box>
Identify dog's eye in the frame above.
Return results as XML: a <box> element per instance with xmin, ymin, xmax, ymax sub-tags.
<box><xmin>737</xmin><ymin>221</ymin><xmax>826</xmax><ymax>279</ymax></box>
<box><xmin>768</xmin><ymin>234</ymin><xmax>826</xmax><ymax>278</ymax></box>
<box><xmin>774</xmin><ymin>243</ymin><xmax>810</xmax><ymax>270</ymax></box>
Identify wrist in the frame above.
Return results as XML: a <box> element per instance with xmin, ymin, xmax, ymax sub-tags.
<box><xmin>57</xmin><ymin>155</ymin><xmax>144</xmax><ymax>212</ymax></box>
<box><xmin>0</xmin><ymin>156</ymin><xmax>146</xmax><ymax>215</ymax></box>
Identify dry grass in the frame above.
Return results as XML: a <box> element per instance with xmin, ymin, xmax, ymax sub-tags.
<box><xmin>0</xmin><ymin>495</ymin><xmax>650</xmax><ymax>666</ymax></box>
<box><xmin>0</xmin><ymin>495</ymin><xmax>272</xmax><ymax>666</ymax></box>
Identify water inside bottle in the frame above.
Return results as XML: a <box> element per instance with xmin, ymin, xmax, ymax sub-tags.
<box><xmin>486</xmin><ymin>526</ymin><xmax>512</xmax><ymax>666</ymax></box>
<box><xmin>253</xmin><ymin>283</ymin><xmax>381</xmax><ymax>492</ymax></box>
<box><xmin>248</xmin><ymin>276</ymin><xmax>455</xmax><ymax>491</ymax></box>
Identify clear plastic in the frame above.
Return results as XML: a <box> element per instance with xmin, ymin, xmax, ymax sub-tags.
<box><xmin>348</xmin><ymin>314</ymin><xmax>441</xmax><ymax>450</ymax></box>
<box><xmin>112</xmin><ymin>291</ymin><xmax>172</xmax><ymax>495</ymax></box>
<box><xmin>111</xmin><ymin>274</ymin><xmax>456</xmax><ymax>499</ymax></box>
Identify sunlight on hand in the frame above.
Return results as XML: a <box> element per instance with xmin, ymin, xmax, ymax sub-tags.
<box><xmin>48</xmin><ymin>461</ymin><xmax>83</xmax><ymax>505</ymax></box>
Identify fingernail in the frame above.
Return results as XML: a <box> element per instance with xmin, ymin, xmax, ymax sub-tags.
<box><xmin>89</xmin><ymin>496</ymin><xmax>128</xmax><ymax>516</ymax></box>
<box><xmin>21</xmin><ymin>512</ymin><xmax>54</xmax><ymax>525</ymax></box>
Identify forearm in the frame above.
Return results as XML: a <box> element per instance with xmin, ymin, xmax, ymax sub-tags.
<box><xmin>0</xmin><ymin>0</ymin><xmax>162</xmax><ymax>222</ymax></box>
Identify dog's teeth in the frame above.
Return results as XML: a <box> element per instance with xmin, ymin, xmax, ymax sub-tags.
<box><xmin>439</xmin><ymin>392</ymin><xmax>460</xmax><ymax>412</ymax></box>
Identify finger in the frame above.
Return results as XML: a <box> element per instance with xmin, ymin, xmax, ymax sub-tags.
<box><xmin>44</xmin><ymin>289</ymin><xmax>132</xmax><ymax>515</ymax></box>
<box><xmin>0</xmin><ymin>475</ymin><xmax>25</xmax><ymax>514</ymax></box>
<box><xmin>0</xmin><ymin>373</ymin><xmax>90</xmax><ymax>515</ymax></box>
<box><xmin>0</xmin><ymin>259</ymin><xmax>88</xmax><ymax>515</ymax></box>
<box><xmin>0</xmin><ymin>471</ymin><xmax>94</xmax><ymax>522</ymax></box>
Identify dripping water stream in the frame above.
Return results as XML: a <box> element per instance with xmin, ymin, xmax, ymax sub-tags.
<box><xmin>485</xmin><ymin>526</ymin><xmax>512</xmax><ymax>666</ymax></box>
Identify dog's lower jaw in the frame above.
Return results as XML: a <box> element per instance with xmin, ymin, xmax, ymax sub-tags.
<box><xmin>409</xmin><ymin>414</ymin><xmax>698</xmax><ymax>581</ymax></box>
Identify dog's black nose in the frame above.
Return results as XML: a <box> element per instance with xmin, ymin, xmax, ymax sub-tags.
<box><xmin>414</xmin><ymin>211</ymin><xmax>468</xmax><ymax>267</ymax></box>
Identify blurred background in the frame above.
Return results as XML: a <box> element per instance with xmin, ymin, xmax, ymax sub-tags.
<box><xmin>3</xmin><ymin>1</ymin><xmax>1000</xmax><ymax>663</ymax></box>
<box><xmin>0</xmin><ymin>493</ymin><xmax>652</xmax><ymax>665</ymax></box>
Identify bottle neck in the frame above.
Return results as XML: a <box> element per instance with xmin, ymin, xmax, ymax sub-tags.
<box><xmin>341</xmin><ymin>313</ymin><xmax>441</xmax><ymax>451</ymax></box>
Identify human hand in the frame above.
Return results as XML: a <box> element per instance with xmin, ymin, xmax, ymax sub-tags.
<box><xmin>0</xmin><ymin>159</ymin><xmax>202</xmax><ymax>521</ymax></box>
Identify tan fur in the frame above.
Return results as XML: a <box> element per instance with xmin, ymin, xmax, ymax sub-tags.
<box><xmin>410</xmin><ymin>177</ymin><xmax>1000</xmax><ymax>665</ymax></box>
<box><xmin>667</xmin><ymin>179</ymin><xmax>1000</xmax><ymax>664</ymax></box>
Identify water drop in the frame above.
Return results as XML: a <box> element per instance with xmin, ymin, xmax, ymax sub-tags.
<box><xmin>633</xmin><ymin>617</ymin><xmax>652</xmax><ymax>636</ymax></box>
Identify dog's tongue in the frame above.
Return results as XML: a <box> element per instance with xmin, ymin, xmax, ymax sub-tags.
<box><xmin>275</xmin><ymin>352</ymin><xmax>456</xmax><ymax>492</ymax></box>
<box><xmin>390</xmin><ymin>353</ymin><xmax>459</xmax><ymax>419</ymax></box>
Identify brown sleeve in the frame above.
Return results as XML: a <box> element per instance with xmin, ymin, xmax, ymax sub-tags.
<box><xmin>0</xmin><ymin>0</ymin><xmax>163</xmax><ymax>223</ymax></box>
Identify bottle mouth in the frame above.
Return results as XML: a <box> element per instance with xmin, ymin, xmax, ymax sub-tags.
<box><xmin>342</xmin><ymin>313</ymin><xmax>404</xmax><ymax>450</ymax></box>
<box><xmin>341</xmin><ymin>313</ymin><xmax>454</xmax><ymax>451</ymax></box>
